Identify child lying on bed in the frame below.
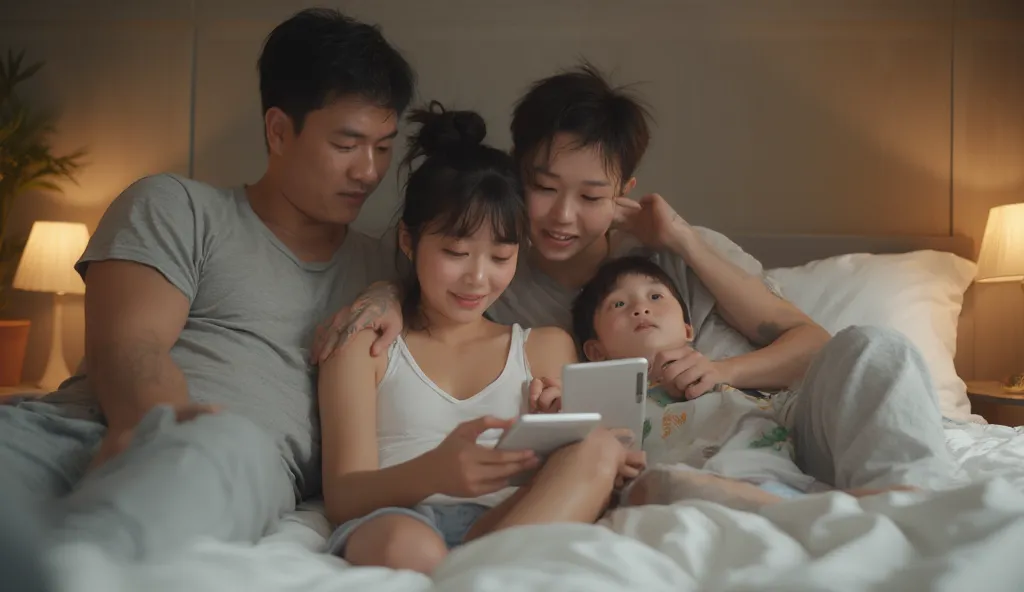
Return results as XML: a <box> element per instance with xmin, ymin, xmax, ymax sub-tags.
<box><xmin>316</xmin><ymin>104</ymin><xmax>642</xmax><ymax>575</ymax></box>
<box><xmin>564</xmin><ymin>255</ymin><xmax>912</xmax><ymax>510</ymax></box>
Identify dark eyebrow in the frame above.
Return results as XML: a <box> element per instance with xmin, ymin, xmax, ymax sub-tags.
<box><xmin>334</xmin><ymin>127</ymin><xmax>399</xmax><ymax>142</ymax></box>
<box><xmin>533</xmin><ymin>165</ymin><xmax>610</xmax><ymax>188</ymax></box>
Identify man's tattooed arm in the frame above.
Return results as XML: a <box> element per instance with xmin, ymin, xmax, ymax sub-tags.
<box><xmin>312</xmin><ymin>281</ymin><xmax>405</xmax><ymax>364</ymax></box>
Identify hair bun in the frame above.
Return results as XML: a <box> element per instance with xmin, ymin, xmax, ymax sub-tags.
<box><xmin>406</xmin><ymin>101</ymin><xmax>487</xmax><ymax>161</ymax></box>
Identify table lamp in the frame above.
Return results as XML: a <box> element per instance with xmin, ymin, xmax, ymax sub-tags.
<box><xmin>975</xmin><ymin>203</ymin><xmax>1024</xmax><ymax>392</ymax></box>
<box><xmin>12</xmin><ymin>221</ymin><xmax>90</xmax><ymax>391</ymax></box>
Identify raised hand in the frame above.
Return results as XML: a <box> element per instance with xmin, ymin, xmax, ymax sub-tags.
<box><xmin>614</xmin><ymin>193</ymin><xmax>691</xmax><ymax>253</ymax></box>
<box><xmin>528</xmin><ymin>377</ymin><xmax>563</xmax><ymax>413</ymax></box>
<box><xmin>616</xmin><ymin>448</ymin><xmax>647</xmax><ymax>489</ymax></box>
<box><xmin>427</xmin><ymin>416</ymin><xmax>540</xmax><ymax>497</ymax></box>
<box><xmin>651</xmin><ymin>346</ymin><xmax>730</xmax><ymax>400</ymax></box>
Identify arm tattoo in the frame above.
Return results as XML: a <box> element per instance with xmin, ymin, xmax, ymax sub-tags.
<box><xmin>755</xmin><ymin>321</ymin><xmax>785</xmax><ymax>346</ymax></box>
<box><xmin>343</xmin><ymin>282</ymin><xmax>399</xmax><ymax>337</ymax></box>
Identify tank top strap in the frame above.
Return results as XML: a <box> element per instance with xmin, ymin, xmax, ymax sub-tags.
<box><xmin>508</xmin><ymin>323</ymin><xmax>533</xmax><ymax>380</ymax></box>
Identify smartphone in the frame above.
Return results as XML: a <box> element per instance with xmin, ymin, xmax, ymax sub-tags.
<box><xmin>560</xmin><ymin>358</ymin><xmax>648</xmax><ymax>450</ymax></box>
<box><xmin>495</xmin><ymin>413</ymin><xmax>602</xmax><ymax>486</ymax></box>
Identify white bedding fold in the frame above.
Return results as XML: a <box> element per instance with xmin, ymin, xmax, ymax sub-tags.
<box><xmin>48</xmin><ymin>423</ymin><xmax>1024</xmax><ymax>592</ymax></box>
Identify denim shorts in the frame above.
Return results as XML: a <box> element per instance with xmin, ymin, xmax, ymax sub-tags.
<box><xmin>326</xmin><ymin>503</ymin><xmax>490</xmax><ymax>557</ymax></box>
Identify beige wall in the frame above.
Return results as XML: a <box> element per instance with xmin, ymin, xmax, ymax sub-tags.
<box><xmin>2</xmin><ymin>0</ymin><xmax>1023</xmax><ymax>383</ymax></box>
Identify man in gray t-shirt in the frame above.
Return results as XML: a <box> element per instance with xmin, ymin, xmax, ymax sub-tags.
<box><xmin>0</xmin><ymin>9</ymin><xmax>412</xmax><ymax>560</ymax></box>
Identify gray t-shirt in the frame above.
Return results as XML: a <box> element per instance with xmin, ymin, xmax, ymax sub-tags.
<box><xmin>487</xmin><ymin>228</ymin><xmax>776</xmax><ymax>362</ymax></box>
<box><xmin>46</xmin><ymin>173</ymin><xmax>395</xmax><ymax>497</ymax></box>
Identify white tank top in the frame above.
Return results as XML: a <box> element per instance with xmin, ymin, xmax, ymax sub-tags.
<box><xmin>376</xmin><ymin>323</ymin><xmax>533</xmax><ymax>507</ymax></box>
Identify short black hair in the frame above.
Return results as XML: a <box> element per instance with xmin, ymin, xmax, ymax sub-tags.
<box><xmin>572</xmin><ymin>256</ymin><xmax>689</xmax><ymax>345</ymax></box>
<box><xmin>257</xmin><ymin>8</ymin><xmax>415</xmax><ymax>135</ymax></box>
<box><xmin>511</xmin><ymin>61</ymin><xmax>652</xmax><ymax>189</ymax></box>
<box><xmin>398</xmin><ymin>102</ymin><xmax>526</xmax><ymax>329</ymax></box>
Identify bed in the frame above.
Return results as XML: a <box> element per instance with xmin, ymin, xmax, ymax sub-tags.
<box><xmin>50</xmin><ymin>232</ymin><xmax>1024</xmax><ymax>592</ymax></box>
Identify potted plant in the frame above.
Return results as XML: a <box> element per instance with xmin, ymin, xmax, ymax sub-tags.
<box><xmin>0</xmin><ymin>49</ymin><xmax>86</xmax><ymax>386</ymax></box>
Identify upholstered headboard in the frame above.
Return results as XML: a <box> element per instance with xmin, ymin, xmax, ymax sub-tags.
<box><xmin>726</xmin><ymin>233</ymin><xmax>975</xmax><ymax>270</ymax></box>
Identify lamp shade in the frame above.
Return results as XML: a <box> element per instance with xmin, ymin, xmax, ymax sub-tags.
<box><xmin>976</xmin><ymin>203</ymin><xmax>1024</xmax><ymax>283</ymax></box>
<box><xmin>12</xmin><ymin>221</ymin><xmax>90</xmax><ymax>295</ymax></box>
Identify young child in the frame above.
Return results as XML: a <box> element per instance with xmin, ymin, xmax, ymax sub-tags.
<box><xmin>570</xmin><ymin>256</ymin><xmax>920</xmax><ymax>509</ymax></box>
<box><xmin>571</xmin><ymin>255</ymin><xmax>819</xmax><ymax>498</ymax></box>
<box><xmin>316</xmin><ymin>103</ymin><xmax>640</xmax><ymax>575</ymax></box>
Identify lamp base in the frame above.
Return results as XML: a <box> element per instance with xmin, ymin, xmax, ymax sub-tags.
<box><xmin>36</xmin><ymin>293</ymin><xmax>71</xmax><ymax>393</ymax></box>
<box><xmin>1003</xmin><ymin>373</ymin><xmax>1024</xmax><ymax>393</ymax></box>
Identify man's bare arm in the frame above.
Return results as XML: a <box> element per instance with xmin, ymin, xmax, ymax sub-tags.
<box><xmin>668</xmin><ymin>225</ymin><xmax>831</xmax><ymax>389</ymax></box>
<box><xmin>84</xmin><ymin>260</ymin><xmax>191</xmax><ymax>433</ymax></box>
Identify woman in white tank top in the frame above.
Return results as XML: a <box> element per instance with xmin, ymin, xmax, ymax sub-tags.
<box><xmin>317</xmin><ymin>105</ymin><xmax>640</xmax><ymax>575</ymax></box>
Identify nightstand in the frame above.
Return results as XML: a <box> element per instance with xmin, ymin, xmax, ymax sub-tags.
<box><xmin>0</xmin><ymin>384</ymin><xmax>46</xmax><ymax>400</ymax></box>
<box><xmin>966</xmin><ymin>381</ymin><xmax>1024</xmax><ymax>427</ymax></box>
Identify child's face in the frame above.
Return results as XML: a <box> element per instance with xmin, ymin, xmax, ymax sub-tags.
<box><xmin>583</xmin><ymin>273</ymin><xmax>693</xmax><ymax>362</ymax></box>
<box><xmin>402</xmin><ymin>223</ymin><xmax>519</xmax><ymax>325</ymax></box>
<box><xmin>524</xmin><ymin>132</ymin><xmax>635</xmax><ymax>262</ymax></box>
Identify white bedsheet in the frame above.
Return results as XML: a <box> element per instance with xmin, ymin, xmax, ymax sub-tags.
<box><xmin>50</xmin><ymin>423</ymin><xmax>1024</xmax><ymax>592</ymax></box>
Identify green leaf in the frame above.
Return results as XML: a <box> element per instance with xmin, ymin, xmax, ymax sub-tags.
<box><xmin>0</xmin><ymin>47</ymin><xmax>87</xmax><ymax>301</ymax></box>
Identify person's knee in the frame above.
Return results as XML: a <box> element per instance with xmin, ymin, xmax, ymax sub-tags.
<box><xmin>821</xmin><ymin>325</ymin><xmax>928</xmax><ymax>372</ymax></box>
<box><xmin>560</xmin><ymin>430</ymin><xmax>623</xmax><ymax>486</ymax></box>
<box><xmin>828</xmin><ymin>325</ymin><xmax>914</xmax><ymax>356</ymax></box>
<box><xmin>345</xmin><ymin>516</ymin><xmax>447</xmax><ymax>574</ymax></box>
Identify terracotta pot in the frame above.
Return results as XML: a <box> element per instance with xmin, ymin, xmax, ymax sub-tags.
<box><xmin>0</xmin><ymin>319</ymin><xmax>31</xmax><ymax>387</ymax></box>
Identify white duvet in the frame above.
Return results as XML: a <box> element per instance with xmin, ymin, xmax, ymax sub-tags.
<box><xmin>50</xmin><ymin>422</ymin><xmax>1024</xmax><ymax>592</ymax></box>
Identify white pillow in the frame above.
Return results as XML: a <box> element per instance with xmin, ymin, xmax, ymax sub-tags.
<box><xmin>765</xmin><ymin>250</ymin><xmax>981</xmax><ymax>423</ymax></box>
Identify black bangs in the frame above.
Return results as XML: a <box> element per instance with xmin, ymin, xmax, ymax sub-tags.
<box><xmin>430</xmin><ymin>174</ymin><xmax>528</xmax><ymax>245</ymax></box>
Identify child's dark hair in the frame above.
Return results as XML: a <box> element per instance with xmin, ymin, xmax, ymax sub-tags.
<box><xmin>398</xmin><ymin>102</ymin><xmax>526</xmax><ymax>328</ymax></box>
<box><xmin>511</xmin><ymin>62</ymin><xmax>652</xmax><ymax>189</ymax></box>
<box><xmin>572</xmin><ymin>256</ymin><xmax>689</xmax><ymax>345</ymax></box>
<box><xmin>258</xmin><ymin>8</ymin><xmax>415</xmax><ymax>138</ymax></box>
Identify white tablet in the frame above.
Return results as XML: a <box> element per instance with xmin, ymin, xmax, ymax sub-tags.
<box><xmin>495</xmin><ymin>413</ymin><xmax>602</xmax><ymax>455</ymax></box>
<box><xmin>495</xmin><ymin>413</ymin><xmax>602</xmax><ymax>486</ymax></box>
<box><xmin>561</xmin><ymin>358</ymin><xmax>648</xmax><ymax>451</ymax></box>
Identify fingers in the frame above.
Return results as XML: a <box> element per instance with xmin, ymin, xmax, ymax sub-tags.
<box><xmin>625</xmin><ymin>449</ymin><xmax>647</xmax><ymax>469</ymax></box>
<box><xmin>540</xmin><ymin>376</ymin><xmax>561</xmax><ymax>389</ymax></box>
<box><xmin>455</xmin><ymin>415</ymin><xmax>515</xmax><ymax>438</ymax></box>
<box><xmin>684</xmin><ymin>375</ymin><xmax>717</xmax><ymax>400</ymax></box>
<box><xmin>316</xmin><ymin>324</ymin><xmax>346</xmax><ymax>365</ymax></box>
<box><xmin>660</xmin><ymin>351</ymin><xmax>705</xmax><ymax>395</ymax></box>
<box><xmin>611</xmin><ymin>198</ymin><xmax>641</xmax><ymax>229</ymax></box>
<box><xmin>528</xmin><ymin>378</ymin><xmax>543</xmax><ymax>412</ymax></box>
<box><xmin>537</xmin><ymin>390</ymin><xmax>561</xmax><ymax>413</ymax></box>
<box><xmin>660</xmin><ymin>361</ymin><xmax>697</xmax><ymax>400</ymax></box>
<box><xmin>370</xmin><ymin>317</ymin><xmax>401</xmax><ymax>357</ymax></box>
<box><xmin>607</xmin><ymin>428</ymin><xmax>636</xmax><ymax>448</ymax></box>
<box><xmin>670</xmin><ymin>364</ymin><xmax>707</xmax><ymax>395</ymax></box>
<box><xmin>544</xmin><ymin>397</ymin><xmax>562</xmax><ymax>413</ymax></box>
<box><xmin>614</xmin><ymin>196</ymin><xmax>642</xmax><ymax>211</ymax></box>
<box><xmin>315</xmin><ymin>306</ymin><xmax>354</xmax><ymax>364</ymax></box>
<box><xmin>651</xmin><ymin>347</ymin><xmax>694</xmax><ymax>380</ymax></box>
<box><xmin>618</xmin><ymin>463</ymin><xmax>642</xmax><ymax>481</ymax></box>
<box><xmin>639</xmin><ymin>192</ymin><xmax>668</xmax><ymax>206</ymax></box>
<box><xmin>478</xmin><ymin>451</ymin><xmax>540</xmax><ymax>472</ymax></box>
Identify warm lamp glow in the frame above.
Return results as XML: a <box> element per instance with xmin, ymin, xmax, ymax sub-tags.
<box><xmin>976</xmin><ymin>203</ymin><xmax>1024</xmax><ymax>284</ymax></box>
<box><xmin>11</xmin><ymin>220</ymin><xmax>90</xmax><ymax>391</ymax></box>
<box><xmin>12</xmin><ymin>221</ymin><xmax>90</xmax><ymax>295</ymax></box>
